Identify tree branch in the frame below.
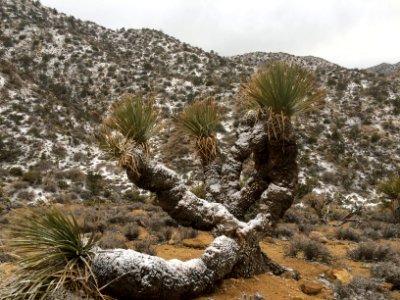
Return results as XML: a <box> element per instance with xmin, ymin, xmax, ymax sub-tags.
<box><xmin>93</xmin><ymin>236</ymin><xmax>240</xmax><ymax>299</ymax></box>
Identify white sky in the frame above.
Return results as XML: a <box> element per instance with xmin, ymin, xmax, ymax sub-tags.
<box><xmin>40</xmin><ymin>0</ymin><xmax>400</xmax><ymax>68</ymax></box>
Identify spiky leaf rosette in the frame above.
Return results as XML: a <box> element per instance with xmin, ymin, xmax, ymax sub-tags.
<box><xmin>378</xmin><ymin>176</ymin><xmax>400</xmax><ymax>217</ymax></box>
<box><xmin>177</xmin><ymin>99</ymin><xmax>220</xmax><ymax>163</ymax></box>
<box><xmin>0</xmin><ymin>209</ymin><xmax>104</xmax><ymax>300</ymax></box>
<box><xmin>103</xmin><ymin>94</ymin><xmax>158</xmax><ymax>156</ymax></box>
<box><xmin>242</xmin><ymin>62</ymin><xmax>324</xmax><ymax>140</ymax></box>
<box><xmin>378</xmin><ymin>176</ymin><xmax>400</xmax><ymax>200</ymax></box>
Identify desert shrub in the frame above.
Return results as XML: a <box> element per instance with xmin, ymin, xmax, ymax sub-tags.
<box><xmin>154</xmin><ymin>227</ymin><xmax>174</xmax><ymax>242</ymax></box>
<box><xmin>125</xmin><ymin>202</ymin><xmax>145</xmax><ymax>211</ymax></box>
<box><xmin>9</xmin><ymin>167</ymin><xmax>23</xmax><ymax>176</ymax></box>
<box><xmin>85</xmin><ymin>171</ymin><xmax>103</xmax><ymax>196</ymax></box>
<box><xmin>146</xmin><ymin>217</ymin><xmax>166</xmax><ymax>233</ymax></box>
<box><xmin>335</xmin><ymin>227</ymin><xmax>362</xmax><ymax>242</ymax></box>
<box><xmin>334</xmin><ymin>276</ymin><xmax>390</xmax><ymax>300</ymax></box>
<box><xmin>122</xmin><ymin>189</ymin><xmax>147</xmax><ymax>202</ymax></box>
<box><xmin>362</xmin><ymin>228</ymin><xmax>383</xmax><ymax>241</ymax></box>
<box><xmin>77</xmin><ymin>209</ymin><xmax>107</xmax><ymax>234</ymax></box>
<box><xmin>298</xmin><ymin>223</ymin><xmax>316</xmax><ymax>235</ymax></box>
<box><xmin>11</xmin><ymin>180</ymin><xmax>29</xmax><ymax>190</ymax></box>
<box><xmin>53</xmin><ymin>193</ymin><xmax>75</xmax><ymax>204</ymax></box>
<box><xmin>175</xmin><ymin>226</ymin><xmax>198</xmax><ymax>240</ymax></box>
<box><xmin>381</xmin><ymin>223</ymin><xmax>400</xmax><ymax>239</ymax></box>
<box><xmin>142</xmin><ymin>203</ymin><xmax>163</xmax><ymax>212</ymax></box>
<box><xmin>288</xmin><ymin>235</ymin><xmax>331</xmax><ymax>263</ymax></box>
<box><xmin>328</xmin><ymin>205</ymin><xmax>349</xmax><ymax>220</ymax></box>
<box><xmin>295</xmin><ymin>177</ymin><xmax>319</xmax><ymax>199</ymax></box>
<box><xmin>62</xmin><ymin>167</ymin><xmax>85</xmax><ymax>182</ymax></box>
<box><xmin>17</xmin><ymin>190</ymin><xmax>35</xmax><ymax>201</ymax></box>
<box><xmin>22</xmin><ymin>170</ymin><xmax>42</xmax><ymax>184</ymax></box>
<box><xmin>348</xmin><ymin>241</ymin><xmax>393</xmax><ymax>262</ymax></box>
<box><xmin>190</xmin><ymin>183</ymin><xmax>206</xmax><ymax>199</ymax></box>
<box><xmin>123</xmin><ymin>222</ymin><xmax>140</xmax><ymax>241</ymax></box>
<box><xmin>283</xmin><ymin>206</ymin><xmax>320</xmax><ymax>225</ymax></box>
<box><xmin>57</xmin><ymin>180</ymin><xmax>69</xmax><ymax>190</ymax></box>
<box><xmin>371</xmin><ymin>261</ymin><xmax>400</xmax><ymax>290</ymax></box>
<box><xmin>272</xmin><ymin>223</ymin><xmax>298</xmax><ymax>239</ymax></box>
<box><xmin>43</xmin><ymin>179</ymin><xmax>57</xmax><ymax>192</ymax></box>
<box><xmin>98</xmin><ymin>231</ymin><xmax>127</xmax><ymax>249</ymax></box>
<box><xmin>363</xmin><ymin>208</ymin><xmax>395</xmax><ymax>223</ymax></box>
<box><xmin>135</xmin><ymin>239</ymin><xmax>156</xmax><ymax>256</ymax></box>
<box><xmin>108</xmin><ymin>210</ymin><xmax>137</xmax><ymax>224</ymax></box>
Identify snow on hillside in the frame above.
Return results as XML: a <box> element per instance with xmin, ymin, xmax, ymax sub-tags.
<box><xmin>0</xmin><ymin>0</ymin><xmax>399</xmax><ymax>207</ymax></box>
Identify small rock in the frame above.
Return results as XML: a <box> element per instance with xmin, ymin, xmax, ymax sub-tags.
<box><xmin>325</xmin><ymin>268</ymin><xmax>353</xmax><ymax>284</ymax></box>
<box><xmin>300</xmin><ymin>281</ymin><xmax>323</xmax><ymax>295</ymax></box>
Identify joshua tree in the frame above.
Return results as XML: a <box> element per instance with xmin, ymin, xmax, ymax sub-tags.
<box><xmin>2</xmin><ymin>63</ymin><xmax>323</xmax><ymax>300</ymax></box>
<box><xmin>90</xmin><ymin>62</ymin><xmax>324</xmax><ymax>299</ymax></box>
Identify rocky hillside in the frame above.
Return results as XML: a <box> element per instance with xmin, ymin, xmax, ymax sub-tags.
<box><xmin>0</xmin><ymin>0</ymin><xmax>399</xmax><ymax>208</ymax></box>
<box><xmin>367</xmin><ymin>62</ymin><xmax>400</xmax><ymax>75</ymax></box>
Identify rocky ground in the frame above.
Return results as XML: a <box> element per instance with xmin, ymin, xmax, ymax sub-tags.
<box><xmin>1</xmin><ymin>202</ymin><xmax>399</xmax><ymax>300</ymax></box>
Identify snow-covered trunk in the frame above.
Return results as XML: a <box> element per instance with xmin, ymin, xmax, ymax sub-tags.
<box><xmin>93</xmin><ymin>236</ymin><xmax>240</xmax><ymax>300</ymax></box>
<box><xmin>92</xmin><ymin>117</ymin><xmax>299</xmax><ymax>299</ymax></box>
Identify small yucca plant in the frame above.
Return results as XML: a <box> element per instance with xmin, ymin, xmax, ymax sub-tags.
<box><xmin>378</xmin><ymin>176</ymin><xmax>400</xmax><ymax>221</ymax></box>
<box><xmin>177</xmin><ymin>99</ymin><xmax>220</xmax><ymax>164</ymax></box>
<box><xmin>0</xmin><ymin>209</ymin><xmax>103</xmax><ymax>300</ymax></box>
<box><xmin>242</xmin><ymin>61</ymin><xmax>323</xmax><ymax>140</ymax></box>
<box><xmin>378</xmin><ymin>176</ymin><xmax>400</xmax><ymax>200</ymax></box>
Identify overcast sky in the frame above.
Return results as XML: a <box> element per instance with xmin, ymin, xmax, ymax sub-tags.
<box><xmin>40</xmin><ymin>0</ymin><xmax>400</xmax><ymax>68</ymax></box>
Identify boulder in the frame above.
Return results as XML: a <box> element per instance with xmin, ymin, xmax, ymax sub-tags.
<box><xmin>300</xmin><ymin>281</ymin><xmax>323</xmax><ymax>295</ymax></box>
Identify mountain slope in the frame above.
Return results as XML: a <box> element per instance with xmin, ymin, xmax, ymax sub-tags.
<box><xmin>0</xmin><ymin>0</ymin><xmax>399</xmax><ymax>208</ymax></box>
<box><xmin>367</xmin><ymin>62</ymin><xmax>400</xmax><ymax>75</ymax></box>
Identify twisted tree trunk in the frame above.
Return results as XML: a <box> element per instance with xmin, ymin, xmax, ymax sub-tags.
<box><xmin>92</xmin><ymin>114</ymin><xmax>299</xmax><ymax>299</ymax></box>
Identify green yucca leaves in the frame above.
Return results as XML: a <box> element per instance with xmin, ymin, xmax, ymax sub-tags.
<box><xmin>96</xmin><ymin>126</ymin><xmax>127</xmax><ymax>160</ymax></box>
<box><xmin>177</xmin><ymin>99</ymin><xmax>220</xmax><ymax>163</ymax></box>
<box><xmin>378</xmin><ymin>176</ymin><xmax>400</xmax><ymax>200</ymax></box>
<box><xmin>0</xmin><ymin>209</ymin><xmax>103</xmax><ymax>300</ymax></box>
<box><xmin>243</xmin><ymin>62</ymin><xmax>324</xmax><ymax>117</ymax></box>
<box><xmin>177</xmin><ymin>99</ymin><xmax>220</xmax><ymax>139</ymax></box>
<box><xmin>106</xmin><ymin>94</ymin><xmax>158</xmax><ymax>145</ymax></box>
<box><xmin>96</xmin><ymin>94</ymin><xmax>158</xmax><ymax>165</ymax></box>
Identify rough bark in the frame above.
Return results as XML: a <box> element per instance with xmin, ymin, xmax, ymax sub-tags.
<box><xmin>93</xmin><ymin>116</ymin><xmax>299</xmax><ymax>299</ymax></box>
<box><xmin>93</xmin><ymin>236</ymin><xmax>239</xmax><ymax>300</ymax></box>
